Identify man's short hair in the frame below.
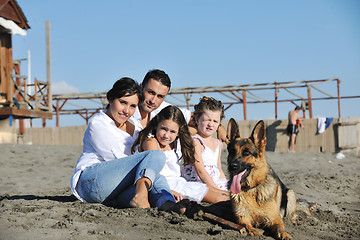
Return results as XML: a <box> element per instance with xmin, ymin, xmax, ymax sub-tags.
<box><xmin>142</xmin><ymin>69</ymin><xmax>171</xmax><ymax>89</ymax></box>
<box><xmin>295</xmin><ymin>106</ymin><xmax>302</xmax><ymax>111</ymax></box>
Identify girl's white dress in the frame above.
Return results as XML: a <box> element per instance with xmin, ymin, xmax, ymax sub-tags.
<box><xmin>181</xmin><ymin>136</ymin><xmax>228</xmax><ymax>190</ymax></box>
<box><xmin>160</xmin><ymin>143</ymin><xmax>208</xmax><ymax>203</ymax></box>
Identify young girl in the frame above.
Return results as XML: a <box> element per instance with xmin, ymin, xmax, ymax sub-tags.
<box><xmin>181</xmin><ymin>96</ymin><xmax>228</xmax><ymax>190</ymax></box>
<box><xmin>131</xmin><ymin>105</ymin><xmax>229</xmax><ymax>204</ymax></box>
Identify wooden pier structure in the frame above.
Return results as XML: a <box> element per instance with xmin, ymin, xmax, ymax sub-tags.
<box><xmin>0</xmin><ymin>0</ymin><xmax>52</xmax><ymax>134</ymax></box>
<box><xmin>49</xmin><ymin>78</ymin><xmax>360</xmax><ymax>126</ymax></box>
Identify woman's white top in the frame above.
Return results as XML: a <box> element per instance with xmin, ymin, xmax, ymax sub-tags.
<box><xmin>70</xmin><ymin>109</ymin><xmax>141</xmax><ymax>202</ymax></box>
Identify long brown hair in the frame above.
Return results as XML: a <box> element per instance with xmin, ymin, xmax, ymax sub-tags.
<box><xmin>131</xmin><ymin>105</ymin><xmax>195</xmax><ymax>164</ymax></box>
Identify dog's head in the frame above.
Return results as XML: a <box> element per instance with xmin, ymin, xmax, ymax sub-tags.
<box><xmin>226</xmin><ymin>119</ymin><xmax>269</xmax><ymax>193</ymax></box>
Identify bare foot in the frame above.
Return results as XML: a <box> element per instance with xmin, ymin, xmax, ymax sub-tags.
<box><xmin>129</xmin><ymin>194</ymin><xmax>150</xmax><ymax>208</ymax></box>
<box><xmin>130</xmin><ymin>177</ymin><xmax>151</xmax><ymax>208</ymax></box>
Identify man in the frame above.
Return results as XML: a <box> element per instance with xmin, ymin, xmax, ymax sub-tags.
<box><xmin>130</xmin><ymin>69</ymin><xmax>191</xmax><ymax>129</ymax></box>
<box><xmin>287</xmin><ymin>106</ymin><xmax>304</xmax><ymax>152</ymax></box>
<box><xmin>130</xmin><ymin>69</ymin><xmax>227</xmax><ymax>141</ymax></box>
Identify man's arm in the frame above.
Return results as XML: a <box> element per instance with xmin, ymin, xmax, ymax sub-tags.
<box><xmin>217</xmin><ymin>124</ymin><xmax>227</xmax><ymax>143</ymax></box>
<box><xmin>296</xmin><ymin>113</ymin><xmax>304</xmax><ymax>128</ymax></box>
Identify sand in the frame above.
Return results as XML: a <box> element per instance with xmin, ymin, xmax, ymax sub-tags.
<box><xmin>0</xmin><ymin>144</ymin><xmax>359</xmax><ymax>240</ymax></box>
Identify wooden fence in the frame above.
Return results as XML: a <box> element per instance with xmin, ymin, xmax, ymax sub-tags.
<box><xmin>22</xmin><ymin>125</ymin><xmax>87</xmax><ymax>146</ymax></box>
<box><xmin>5</xmin><ymin>117</ymin><xmax>359</xmax><ymax>153</ymax></box>
<box><xmin>224</xmin><ymin>117</ymin><xmax>359</xmax><ymax>153</ymax></box>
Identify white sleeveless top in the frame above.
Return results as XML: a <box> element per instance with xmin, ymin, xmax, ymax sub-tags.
<box><xmin>159</xmin><ymin>146</ymin><xmax>182</xmax><ymax>179</ymax></box>
<box><xmin>181</xmin><ymin>135</ymin><xmax>228</xmax><ymax>190</ymax></box>
<box><xmin>134</xmin><ymin>137</ymin><xmax>209</xmax><ymax>203</ymax></box>
<box><xmin>161</xmin><ymin>147</ymin><xmax>208</xmax><ymax>203</ymax></box>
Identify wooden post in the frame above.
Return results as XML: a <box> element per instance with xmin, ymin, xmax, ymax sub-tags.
<box><xmin>307</xmin><ymin>84</ymin><xmax>313</xmax><ymax>119</ymax></box>
<box><xmin>185</xmin><ymin>92</ymin><xmax>190</xmax><ymax>110</ymax></box>
<box><xmin>0</xmin><ymin>34</ymin><xmax>14</xmax><ymax>103</ymax></box>
<box><xmin>242</xmin><ymin>90</ymin><xmax>247</xmax><ymax>120</ymax></box>
<box><xmin>14</xmin><ymin>63</ymin><xmax>25</xmax><ymax>135</ymax></box>
<box><xmin>56</xmin><ymin>99</ymin><xmax>59</xmax><ymax>127</ymax></box>
<box><xmin>86</xmin><ymin>109</ymin><xmax>89</xmax><ymax>125</ymax></box>
<box><xmin>336</xmin><ymin>79</ymin><xmax>341</xmax><ymax>118</ymax></box>
<box><xmin>274</xmin><ymin>82</ymin><xmax>278</xmax><ymax>120</ymax></box>
<box><xmin>34</xmin><ymin>77</ymin><xmax>38</xmax><ymax>110</ymax></box>
<box><xmin>46</xmin><ymin>21</ymin><xmax>52</xmax><ymax>114</ymax></box>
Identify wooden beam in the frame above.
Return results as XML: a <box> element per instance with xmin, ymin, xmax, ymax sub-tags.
<box><xmin>336</xmin><ymin>79</ymin><xmax>341</xmax><ymax>118</ymax></box>
<box><xmin>242</xmin><ymin>90</ymin><xmax>247</xmax><ymax>120</ymax></box>
<box><xmin>274</xmin><ymin>82</ymin><xmax>278</xmax><ymax>120</ymax></box>
<box><xmin>307</xmin><ymin>84</ymin><xmax>313</xmax><ymax>119</ymax></box>
<box><xmin>46</xmin><ymin>21</ymin><xmax>52</xmax><ymax>113</ymax></box>
<box><xmin>0</xmin><ymin>107</ymin><xmax>52</xmax><ymax>119</ymax></box>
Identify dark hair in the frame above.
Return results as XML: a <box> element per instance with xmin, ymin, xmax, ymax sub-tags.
<box><xmin>131</xmin><ymin>105</ymin><xmax>195</xmax><ymax>165</ymax></box>
<box><xmin>142</xmin><ymin>69</ymin><xmax>171</xmax><ymax>89</ymax></box>
<box><xmin>106</xmin><ymin>77</ymin><xmax>142</xmax><ymax>108</ymax></box>
<box><xmin>295</xmin><ymin>106</ymin><xmax>302</xmax><ymax>111</ymax></box>
<box><xmin>193</xmin><ymin>96</ymin><xmax>225</xmax><ymax>125</ymax></box>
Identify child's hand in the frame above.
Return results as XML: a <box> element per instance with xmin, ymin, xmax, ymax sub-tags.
<box><xmin>171</xmin><ymin>190</ymin><xmax>183</xmax><ymax>202</ymax></box>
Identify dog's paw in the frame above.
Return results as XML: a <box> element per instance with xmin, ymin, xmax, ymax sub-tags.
<box><xmin>277</xmin><ymin>231</ymin><xmax>292</xmax><ymax>239</ymax></box>
<box><xmin>248</xmin><ymin>229</ymin><xmax>262</xmax><ymax>236</ymax></box>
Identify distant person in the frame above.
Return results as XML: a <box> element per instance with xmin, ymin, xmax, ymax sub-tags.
<box><xmin>182</xmin><ymin>97</ymin><xmax>228</xmax><ymax>190</ymax></box>
<box><xmin>70</xmin><ymin>77</ymin><xmax>187</xmax><ymax>213</ymax></box>
<box><xmin>132</xmin><ymin>105</ymin><xmax>229</xmax><ymax>204</ymax></box>
<box><xmin>287</xmin><ymin>106</ymin><xmax>304</xmax><ymax>152</ymax></box>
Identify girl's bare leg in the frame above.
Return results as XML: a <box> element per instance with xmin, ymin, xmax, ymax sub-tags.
<box><xmin>130</xmin><ymin>177</ymin><xmax>151</xmax><ymax>208</ymax></box>
<box><xmin>202</xmin><ymin>188</ymin><xmax>229</xmax><ymax>204</ymax></box>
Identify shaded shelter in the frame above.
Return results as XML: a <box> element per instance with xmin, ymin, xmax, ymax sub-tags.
<box><xmin>0</xmin><ymin>0</ymin><xmax>52</xmax><ymax>130</ymax></box>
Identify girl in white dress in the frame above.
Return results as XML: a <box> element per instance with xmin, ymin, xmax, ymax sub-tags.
<box><xmin>182</xmin><ymin>97</ymin><xmax>228</xmax><ymax>190</ymax></box>
<box><xmin>132</xmin><ymin>105</ymin><xmax>229</xmax><ymax>204</ymax></box>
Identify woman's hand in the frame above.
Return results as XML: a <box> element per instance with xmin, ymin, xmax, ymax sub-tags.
<box><xmin>171</xmin><ymin>190</ymin><xmax>183</xmax><ymax>202</ymax></box>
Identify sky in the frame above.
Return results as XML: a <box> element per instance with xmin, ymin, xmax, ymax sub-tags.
<box><xmin>12</xmin><ymin>0</ymin><xmax>360</xmax><ymax>127</ymax></box>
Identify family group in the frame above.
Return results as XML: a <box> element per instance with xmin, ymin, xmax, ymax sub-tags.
<box><xmin>70</xmin><ymin>69</ymin><xmax>230</xmax><ymax>213</ymax></box>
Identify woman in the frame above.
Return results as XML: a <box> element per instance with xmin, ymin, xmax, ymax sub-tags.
<box><xmin>70</xmin><ymin>77</ymin><xmax>183</xmax><ymax>211</ymax></box>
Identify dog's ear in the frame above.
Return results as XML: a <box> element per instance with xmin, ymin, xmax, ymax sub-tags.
<box><xmin>226</xmin><ymin>118</ymin><xmax>240</xmax><ymax>144</ymax></box>
<box><xmin>250</xmin><ymin>120</ymin><xmax>266</xmax><ymax>150</ymax></box>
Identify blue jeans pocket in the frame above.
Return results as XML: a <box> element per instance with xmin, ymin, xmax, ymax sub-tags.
<box><xmin>78</xmin><ymin>178</ymin><xmax>104</xmax><ymax>203</ymax></box>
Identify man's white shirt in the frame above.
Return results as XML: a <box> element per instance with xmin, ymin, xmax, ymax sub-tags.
<box><xmin>129</xmin><ymin>101</ymin><xmax>191</xmax><ymax>129</ymax></box>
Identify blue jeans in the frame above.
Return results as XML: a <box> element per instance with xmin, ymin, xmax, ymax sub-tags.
<box><xmin>77</xmin><ymin>150</ymin><xmax>175</xmax><ymax>208</ymax></box>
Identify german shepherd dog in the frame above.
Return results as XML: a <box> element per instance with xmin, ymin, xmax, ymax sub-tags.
<box><xmin>226</xmin><ymin>119</ymin><xmax>297</xmax><ymax>239</ymax></box>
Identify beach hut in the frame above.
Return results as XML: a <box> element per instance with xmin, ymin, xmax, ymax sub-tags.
<box><xmin>0</xmin><ymin>0</ymin><xmax>52</xmax><ymax>143</ymax></box>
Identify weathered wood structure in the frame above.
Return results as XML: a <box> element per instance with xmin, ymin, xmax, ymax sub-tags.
<box><xmin>0</xmin><ymin>0</ymin><xmax>52</xmax><ymax>126</ymax></box>
<box><xmin>50</xmin><ymin>78</ymin><xmax>360</xmax><ymax>126</ymax></box>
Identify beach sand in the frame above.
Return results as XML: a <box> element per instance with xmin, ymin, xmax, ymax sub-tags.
<box><xmin>0</xmin><ymin>144</ymin><xmax>359</xmax><ymax>240</ymax></box>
